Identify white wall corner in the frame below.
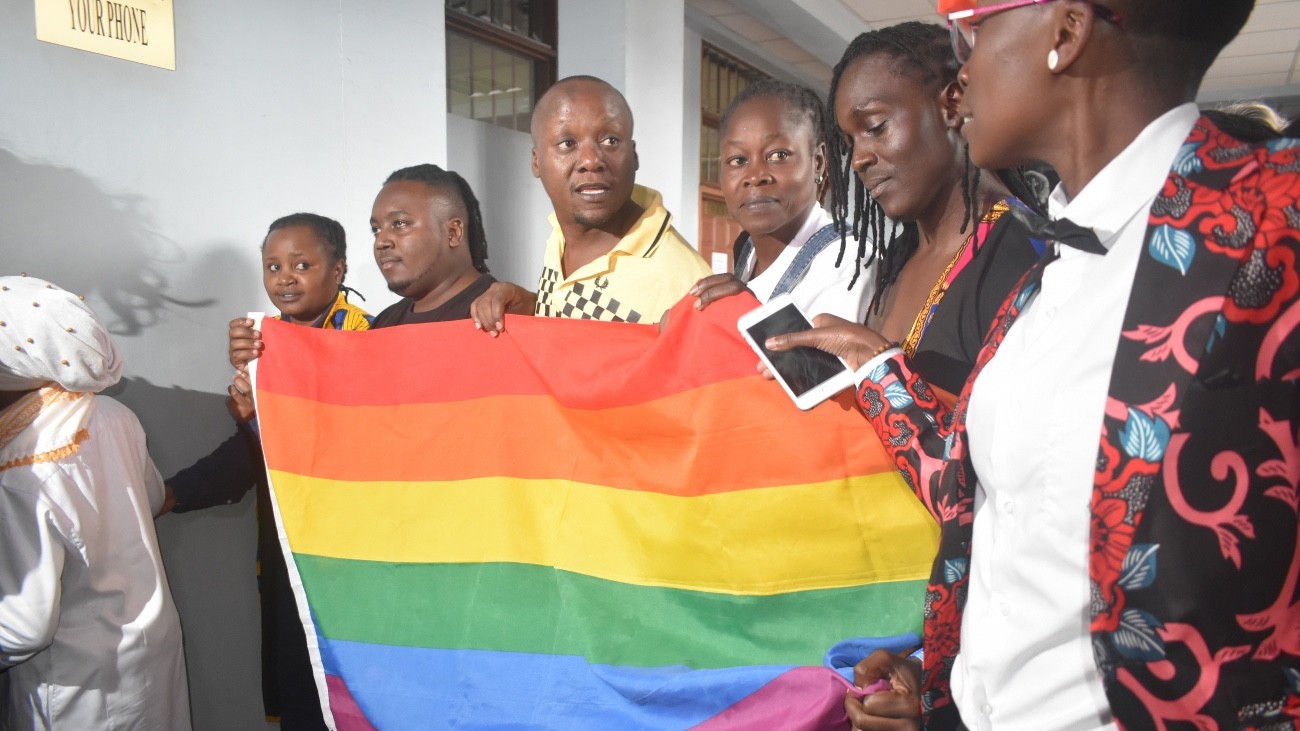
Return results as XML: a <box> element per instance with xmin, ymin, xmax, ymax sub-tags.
<box><xmin>679</xmin><ymin>27</ymin><xmax>703</xmax><ymax>247</ymax></box>
<box><xmin>622</xmin><ymin>0</ymin><xmax>688</xmax><ymax>239</ymax></box>
<box><xmin>557</xmin><ymin>0</ymin><xmax>627</xmax><ymax>85</ymax></box>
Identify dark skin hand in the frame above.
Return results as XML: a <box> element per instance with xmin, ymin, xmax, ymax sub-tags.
<box><xmin>469</xmin><ymin>282</ymin><xmax>539</xmax><ymax>337</ymax></box>
<box><xmin>229</xmin><ymin>317</ymin><xmax>263</xmax><ymax>369</ymax></box>
<box><xmin>689</xmin><ymin>273</ymin><xmax>751</xmax><ymax>311</ymax></box>
<box><xmin>228</xmin><ymin>373</ymin><xmax>254</xmax><ymax>422</ymax></box>
<box><xmin>226</xmin><ymin>319</ymin><xmax>262</xmax><ymax>423</ymax></box>
<box><xmin>845</xmin><ymin>649</ymin><xmax>923</xmax><ymax>730</ymax></box>
<box><xmin>654</xmin><ymin>273</ymin><xmax>750</xmax><ymax>334</ymax></box>
<box><xmin>761</xmin><ymin>314</ymin><xmax>893</xmax><ymax>373</ymax></box>
<box><xmin>158</xmin><ymin>486</ymin><xmax>177</xmax><ymax>516</ymax></box>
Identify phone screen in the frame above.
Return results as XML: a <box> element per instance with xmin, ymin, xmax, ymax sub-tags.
<box><xmin>744</xmin><ymin>303</ymin><xmax>849</xmax><ymax>396</ymax></box>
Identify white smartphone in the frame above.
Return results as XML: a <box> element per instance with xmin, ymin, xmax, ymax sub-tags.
<box><xmin>737</xmin><ymin>294</ymin><xmax>854</xmax><ymax>410</ymax></box>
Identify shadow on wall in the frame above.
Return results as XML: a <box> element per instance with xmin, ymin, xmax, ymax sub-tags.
<box><xmin>105</xmin><ymin>377</ymin><xmax>272</xmax><ymax>731</ymax></box>
<box><xmin>0</xmin><ymin>145</ymin><xmax>275</xmax><ymax>729</ymax></box>
<box><xmin>104</xmin><ymin>377</ymin><xmax>231</xmax><ymax>441</ymax></box>
<box><xmin>0</xmin><ymin>145</ymin><xmax>213</xmax><ymax>335</ymax></box>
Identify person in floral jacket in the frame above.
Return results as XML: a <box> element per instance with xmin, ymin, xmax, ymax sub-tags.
<box><xmin>767</xmin><ymin>0</ymin><xmax>1299</xmax><ymax>728</ymax></box>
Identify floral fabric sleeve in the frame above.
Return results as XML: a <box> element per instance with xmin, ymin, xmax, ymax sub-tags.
<box><xmin>855</xmin><ymin>352</ymin><xmax>964</xmax><ymax>525</ymax></box>
<box><xmin>854</xmin><ymin>352</ymin><xmax>974</xmax><ymax>725</ymax></box>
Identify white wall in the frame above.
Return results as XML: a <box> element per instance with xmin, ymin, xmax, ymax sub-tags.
<box><xmin>556</xmin><ymin>0</ymin><xmax>695</xmax><ymax>245</ymax></box>
<box><xmin>624</xmin><ymin>0</ymin><xmax>688</xmax><ymax>232</ymax></box>
<box><xmin>680</xmin><ymin>27</ymin><xmax>704</xmax><ymax>250</ymax></box>
<box><xmin>0</xmin><ymin>1</ymin><xmax>443</xmax><ymax>728</ymax></box>
<box><xmin>446</xmin><ymin>115</ymin><xmax>552</xmax><ymax>288</ymax></box>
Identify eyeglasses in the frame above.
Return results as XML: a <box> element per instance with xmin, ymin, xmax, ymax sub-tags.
<box><xmin>946</xmin><ymin>0</ymin><xmax>1123</xmax><ymax>64</ymax></box>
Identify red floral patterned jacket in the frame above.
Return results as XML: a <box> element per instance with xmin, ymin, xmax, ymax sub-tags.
<box><xmin>856</xmin><ymin>117</ymin><xmax>1300</xmax><ymax>729</ymax></box>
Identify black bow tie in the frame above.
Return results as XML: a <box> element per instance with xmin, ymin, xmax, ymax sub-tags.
<box><xmin>1008</xmin><ymin>206</ymin><xmax>1107</xmax><ymax>255</ymax></box>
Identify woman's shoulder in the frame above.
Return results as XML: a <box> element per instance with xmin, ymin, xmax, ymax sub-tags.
<box><xmin>949</xmin><ymin>197</ymin><xmax>1047</xmax><ymax>302</ymax></box>
<box><xmin>974</xmin><ymin>197</ymin><xmax>1050</xmax><ymax>263</ymax></box>
<box><xmin>327</xmin><ymin>295</ymin><xmax>374</xmax><ymax>332</ymax></box>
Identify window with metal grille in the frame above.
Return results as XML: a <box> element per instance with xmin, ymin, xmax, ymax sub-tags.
<box><xmin>699</xmin><ymin>45</ymin><xmax>772</xmax><ymax>268</ymax></box>
<box><xmin>446</xmin><ymin>0</ymin><xmax>557</xmax><ymax>132</ymax></box>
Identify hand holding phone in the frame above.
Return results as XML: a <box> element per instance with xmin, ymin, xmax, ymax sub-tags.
<box><xmin>737</xmin><ymin>295</ymin><xmax>854</xmax><ymax>410</ymax></box>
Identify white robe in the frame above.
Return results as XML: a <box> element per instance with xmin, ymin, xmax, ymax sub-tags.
<box><xmin>0</xmin><ymin>395</ymin><xmax>190</xmax><ymax>730</ymax></box>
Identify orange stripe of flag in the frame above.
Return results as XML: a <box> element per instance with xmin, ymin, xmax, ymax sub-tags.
<box><xmin>258</xmin><ymin>381</ymin><xmax>891</xmax><ymax>494</ymax></box>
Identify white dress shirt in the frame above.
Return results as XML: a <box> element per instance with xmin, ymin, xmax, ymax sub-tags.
<box><xmin>0</xmin><ymin>396</ymin><xmax>191</xmax><ymax>730</ymax></box>
<box><xmin>741</xmin><ymin>206</ymin><xmax>874</xmax><ymax>323</ymax></box>
<box><xmin>951</xmin><ymin>103</ymin><xmax>1201</xmax><ymax>730</ymax></box>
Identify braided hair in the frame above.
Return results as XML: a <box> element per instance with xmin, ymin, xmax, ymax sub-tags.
<box><xmin>384</xmin><ymin>164</ymin><xmax>491</xmax><ymax>274</ymax></box>
<box><xmin>719</xmin><ymin>79</ymin><xmax>827</xmax><ymax>150</ymax></box>
<box><xmin>264</xmin><ymin>212</ymin><xmax>349</xmax><ymax>281</ymax></box>
<box><xmin>826</xmin><ymin>22</ymin><xmax>1039</xmax><ymax>315</ymax></box>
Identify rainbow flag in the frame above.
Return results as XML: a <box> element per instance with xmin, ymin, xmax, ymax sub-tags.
<box><xmin>251</xmin><ymin>295</ymin><xmax>939</xmax><ymax>730</ymax></box>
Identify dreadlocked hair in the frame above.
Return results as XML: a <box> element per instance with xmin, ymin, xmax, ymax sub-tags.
<box><xmin>719</xmin><ymin>79</ymin><xmax>827</xmax><ymax>150</ymax></box>
<box><xmin>384</xmin><ymin>163</ymin><xmax>491</xmax><ymax>274</ymax></box>
<box><xmin>826</xmin><ymin>22</ymin><xmax>1040</xmax><ymax>316</ymax></box>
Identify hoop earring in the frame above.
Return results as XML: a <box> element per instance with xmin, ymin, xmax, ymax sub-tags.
<box><xmin>1047</xmin><ymin>49</ymin><xmax>1060</xmax><ymax>71</ymax></box>
<box><xmin>815</xmin><ymin>174</ymin><xmax>824</xmax><ymax>187</ymax></box>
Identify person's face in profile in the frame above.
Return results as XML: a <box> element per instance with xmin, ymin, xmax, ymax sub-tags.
<box><xmin>720</xmin><ymin>95</ymin><xmax>825</xmax><ymax>244</ymax></box>
<box><xmin>370</xmin><ymin>181</ymin><xmax>463</xmax><ymax>301</ymax></box>
<box><xmin>956</xmin><ymin>0</ymin><xmax>1053</xmax><ymax>171</ymax></box>
<box><xmin>531</xmin><ymin>82</ymin><xmax>638</xmax><ymax>230</ymax></box>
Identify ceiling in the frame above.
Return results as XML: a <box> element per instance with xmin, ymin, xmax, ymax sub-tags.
<box><xmin>687</xmin><ymin>0</ymin><xmax>1300</xmax><ymax>112</ymax></box>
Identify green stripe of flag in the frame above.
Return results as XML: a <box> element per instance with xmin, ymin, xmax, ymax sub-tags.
<box><xmin>296</xmin><ymin>554</ymin><xmax>925</xmax><ymax>669</ymax></box>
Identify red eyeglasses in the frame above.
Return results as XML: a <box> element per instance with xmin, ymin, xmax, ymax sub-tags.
<box><xmin>946</xmin><ymin>0</ymin><xmax>1123</xmax><ymax>64</ymax></box>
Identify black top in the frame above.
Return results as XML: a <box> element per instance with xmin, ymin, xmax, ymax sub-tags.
<box><xmin>909</xmin><ymin>209</ymin><xmax>1046</xmax><ymax>396</ymax></box>
<box><xmin>371</xmin><ymin>273</ymin><xmax>497</xmax><ymax>329</ymax></box>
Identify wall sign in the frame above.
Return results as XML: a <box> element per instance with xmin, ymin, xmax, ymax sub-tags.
<box><xmin>35</xmin><ymin>0</ymin><xmax>175</xmax><ymax>70</ymax></box>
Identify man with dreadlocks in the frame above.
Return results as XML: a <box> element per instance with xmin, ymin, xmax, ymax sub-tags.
<box><xmin>826</xmin><ymin>21</ymin><xmax>1047</xmax><ymax>404</ymax></box>
<box><xmin>217</xmin><ymin>164</ymin><xmax>498</xmax><ymax>728</ymax></box>
<box><xmin>366</xmin><ymin>164</ymin><xmax>497</xmax><ymax>327</ymax></box>
<box><xmin>230</xmin><ymin>163</ymin><xmax>497</xmax><ymax>365</ymax></box>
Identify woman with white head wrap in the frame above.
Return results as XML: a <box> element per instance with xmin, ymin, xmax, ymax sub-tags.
<box><xmin>0</xmin><ymin>275</ymin><xmax>191</xmax><ymax>730</ymax></box>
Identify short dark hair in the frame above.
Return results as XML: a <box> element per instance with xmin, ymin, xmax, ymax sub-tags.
<box><xmin>718</xmin><ymin>79</ymin><xmax>827</xmax><ymax>148</ymax></box>
<box><xmin>264</xmin><ymin>212</ymin><xmax>348</xmax><ymax>279</ymax></box>
<box><xmin>1116</xmin><ymin>0</ymin><xmax>1255</xmax><ymax>90</ymax></box>
<box><xmin>532</xmin><ymin>76</ymin><xmax>633</xmax><ymax>141</ymax></box>
<box><xmin>384</xmin><ymin>164</ymin><xmax>490</xmax><ymax>274</ymax></box>
<box><xmin>554</xmin><ymin>74</ymin><xmax>609</xmax><ymax>87</ymax></box>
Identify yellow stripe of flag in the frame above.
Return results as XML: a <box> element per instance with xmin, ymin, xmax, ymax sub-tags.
<box><xmin>273</xmin><ymin>470</ymin><xmax>939</xmax><ymax>596</ymax></box>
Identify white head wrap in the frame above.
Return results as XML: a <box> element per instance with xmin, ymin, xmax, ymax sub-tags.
<box><xmin>0</xmin><ymin>275</ymin><xmax>123</xmax><ymax>393</ymax></box>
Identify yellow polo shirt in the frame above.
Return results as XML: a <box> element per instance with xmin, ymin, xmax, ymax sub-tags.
<box><xmin>535</xmin><ymin>185</ymin><xmax>711</xmax><ymax>324</ymax></box>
